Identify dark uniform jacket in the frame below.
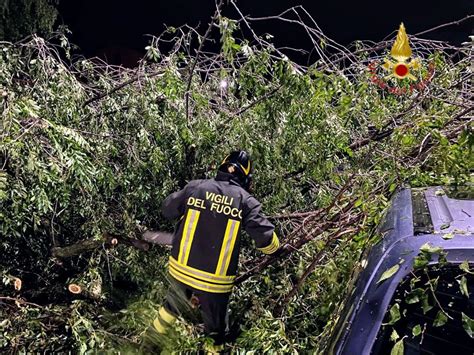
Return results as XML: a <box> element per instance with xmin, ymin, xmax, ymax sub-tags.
<box><xmin>162</xmin><ymin>171</ymin><xmax>279</xmax><ymax>294</ymax></box>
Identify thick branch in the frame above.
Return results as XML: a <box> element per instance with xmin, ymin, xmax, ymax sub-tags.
<box><xmin>51</xmin><ymin>232</ymin><xmax>149</xmax><ymax>258</ymax></box>
<box><xmin>235</xmin><ymin>210</ymin><xmax>361</xmax><ymax>285</ymax></box>
<box><xmin>349</xmin><ymin>127</ymin><xmax>395</xmax><ymax>150</ymax></box>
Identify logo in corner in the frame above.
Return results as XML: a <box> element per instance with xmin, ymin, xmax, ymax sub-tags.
<box><xmin>368</xmin><ymin>23</ymin><xmax>434</xmax><ymax>95</ymax></box>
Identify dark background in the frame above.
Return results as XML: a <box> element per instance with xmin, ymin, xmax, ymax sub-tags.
<box><xmin>58</xmin><ymin>0</ymin><xmax>473</xmax><ymax>66</ymax></box>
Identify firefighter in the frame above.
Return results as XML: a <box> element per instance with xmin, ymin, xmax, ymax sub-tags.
<box><xmin>153</xmin><ymin>150</ymin><xmax>281</xmax><ymax>353</ymax></box>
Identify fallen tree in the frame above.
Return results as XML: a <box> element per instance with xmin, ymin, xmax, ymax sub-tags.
<box><xmin>0</xmin><ymin>2</ymin><xmax>472</xmax><ymax>352</ymax></box>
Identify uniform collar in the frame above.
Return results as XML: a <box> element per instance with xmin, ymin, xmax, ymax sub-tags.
<box><xmin>215</xmin><ymin>171</ymin><xmax>242</xmax><ymax>187</ymax></box>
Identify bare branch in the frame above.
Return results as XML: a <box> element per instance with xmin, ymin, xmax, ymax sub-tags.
<box><xmin>184</xmin><ymin>0</ymin><xmax>224</xmax><ymax>121</ymax></box>
<box><xmin>414</xmin><ymin>14</ymin><xmax>474</xmax><ymax>37</ymax></box>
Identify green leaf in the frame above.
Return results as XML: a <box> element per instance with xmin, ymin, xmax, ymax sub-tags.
<box><xmin>390</xmin><ymin>337</ymin><xmax>404</xmax><ymax>355</ymax></box>
<box><xmin>442</xmin><ymin>232</ymin><xmax>454</xmax><ymax>240</ymax></box>
<box><xmin>458</xmin><ymin>276</ymin><xmax>469</xmax><ymax>298</ymax></box>
<box><xmin>406</xmin><ymin>288</ymin><xmax>424</xmax><ymax>304</ymax></box>
<box><xmin>421</xmin><ymin>294</ymin><xmax>433</xmax><ymax>314</ymax></box>
<box><xmin>460</xmin><ymin>261</ymin><xmax>474</xmax><ymax>274</ymax></box>
<box><xmin>420</xmin><ymin>243</ymin><xmax>443</xmax><ymax>254</ymax></box>
<box><xmin>412</xmin><ymin>324</ymin><xmax>422</xmax><ymax>337</ymax></box>
<box><xmin>390</xmin><ymin>329</ymin><xmax>399</xmax><ymax>342</ymax></box>
<box><xmin>438</xmin><ymin>252</ymin><xmax>448</xmax><ymax>267</ymax></box>
<box><xmin>414</xmin><ymin>254</ymin><xmax>429</xmax><ymax>270</ymax></box>
<box><xmin>461</xmin><ymin>312</ymin><xmax>474</xmax><ymax>338</ymax></box>
<box><xmin>401</xmin><ymin>134</ymin><xmax>413</xmax><ymax>146</ymax></box>
<box><xmin>410</xmin><ymin>275</ymin><xmax>420</xmax><ymax>289</ymax></box>
<box><xmin>389</xmin><ymin>183</ymin><xmax>397</xmax><ymax>193</ymax></box>
<box><xmin>386</xmin><ymin>303</ymin><xmax>401</xmax><ymax>325</ymax></box>
<box><xmin>377</xmin><ymin>264</ymin><xmax>400</xmax><ymax>284</ymax></box>
<box><xmin>433</xmin><ymin>311</ymin><xmax>448</xmax><ymax>327</ymax></box>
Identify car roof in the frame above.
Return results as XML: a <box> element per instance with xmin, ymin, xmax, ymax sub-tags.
<box><xmin>421</xmin><ymin>186</ymin><xmax>473</xmax><ymax>234</ymax></box>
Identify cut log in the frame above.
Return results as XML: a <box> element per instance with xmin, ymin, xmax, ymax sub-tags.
<box><xmin>52</xmin><ymin>238</ymin><xmax>104</xmax><ymax>258</ymax></box>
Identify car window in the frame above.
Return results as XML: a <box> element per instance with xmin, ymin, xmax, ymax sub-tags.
<box><xmin>372</xmin><ymin>264</ymin><xmax>474</xmax><ymax>354</ymax></box>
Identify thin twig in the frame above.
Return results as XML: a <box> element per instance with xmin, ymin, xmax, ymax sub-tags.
<box><xmin>185</xmin><ymin>0</ymin><xmax>224</xmax><ymax>121</ymax></box>
<box><xmin>414</xmin><ymin>15</ymin><xmax>474</xmax><ymax>37</ymax></box>
<box><xmin>0</xmin><ymin>296</ymin><xmax>43</xmax><ymax>308</ymax></box>
<box><xmin>276</xmin><ymin>227</ymin><xmax>361</xmax><ymax>315</ymax></box>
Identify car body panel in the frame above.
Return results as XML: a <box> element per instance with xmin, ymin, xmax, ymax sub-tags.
<box><xmin>332</xmin><ymin>186</ymin><xmax>474</xmax><ymax>355</ymax></box>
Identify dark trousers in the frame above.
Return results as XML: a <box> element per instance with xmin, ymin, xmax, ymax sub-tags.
<box><xmin>163</xmin><ymin>277</ymin><xmax>230</xmax><ymax>346</ymax></box>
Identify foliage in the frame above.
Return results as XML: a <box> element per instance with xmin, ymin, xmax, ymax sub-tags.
<box><xmin>0</xmin><ymin>0</ymin><xmax>59</xmax><ymax>41</ymax></box>
<box><xmin>0</xmin><ymin>4</ymin><xmax>472</xmax><ymax>353</ymax></box>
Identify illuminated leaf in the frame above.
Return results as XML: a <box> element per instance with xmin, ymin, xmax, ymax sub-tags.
<box><xmin>433</xmin><ymin>311</ymin><xmax>448</xmax><ymax>327</ymax></box>
<box><xmin>390</xmin><ymin>338</ymin><xmax>404</xmax><ymax>355</ymax></box>
<box><xmin>390</xmin><ymin>329</ymin><xmax>399</xmax><ymax>342</ymax></box>
<box><xmin>421</xmin><ymin>294</ymin><xmax>433</xmax><ymax>314</ymax></box>
<box><xmin>460</xmin><ymin>261</ymin><xmax>474</xmax><ymax>274</ymax></box>
<box><xmin>377</xmin><ymin>264</ymin><xmax>400</xmax><ymax>284</ymax></box>
<box><xmin>386</xmin><ymin>303</ymin><xmax>401</xmax><ymax>325</ymax></box>
<box><xmin>462</xmin><ymin>313</ymin><xmax>474</xmax><ymax>338</ymax></box>
<box><xmin>412</xmin><ymin>324</ymin><xmax>422</xmax><ymax>337</ymax></box>
<box><xmin>410</xmin><ymin>275</ymin><xmax>420</xmax><ymax>288</ymax></box>
<box><xmin>442</xmin><ymin>232</ymin><xmax>454</xmax><ymax>240</ymax></box>
<box><xmin>419</xmin><ymin>243</ymin><xmax>443</xmax><ymax>254</ymax></box>
<box><xmin>414</xmin><ymin>254</ymin><xmax>429</xmax><ymax>270</ymax></box>
<box><xmin>406</xmin><ymin>288</ymin><xmax>424</xmax><ymax>304</ymax></box>
<box><xmin>458</xmin><ymin>276</ymin><xmax>469</xmax><ymax>298</ymax></box>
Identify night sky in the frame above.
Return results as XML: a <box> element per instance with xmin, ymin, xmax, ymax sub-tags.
<box><xmin>58</xmin><ymin>0</ymin><xmax>473</xmax><ymax>66</ymax></box>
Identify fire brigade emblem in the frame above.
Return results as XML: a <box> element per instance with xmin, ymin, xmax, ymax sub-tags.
<box><xmin>368</xmin><ymin>23</ymin><xmax>434</xmax><ymax>95</ymax></box>
<box><xmin>382</xmin><ymin>23</ymin><xmax>420</xmax><ymax>80</ymax></box>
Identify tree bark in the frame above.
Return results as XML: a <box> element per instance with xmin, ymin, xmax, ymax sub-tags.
<box><xmin>51</xmin><ymin>232</ymin><xmax>150</xmax><ymax>258</ymax></box>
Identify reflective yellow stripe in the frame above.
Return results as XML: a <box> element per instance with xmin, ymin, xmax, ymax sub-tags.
<box><xmin>216</xmin><ymin>219</ymin><xmax>240</xmax><ymax>276</ymax></box>
<box><xmin>178</xmin><ymin>209</ymin><xmax>201</xmax><ymax>265</ymax></box>
<box><xmin>169</xmin><ymin>257</ymin><xmax>235</xmax><ymax>283</ymax></box>
<box><xmin>153</xmin><ymin>318</ymin><xmax>167</xmax><ymax>334</ymax></box>
<box><xmin>240</xmin><ymin>161</ymin><xmax>251</xmax><ymax>175</ymax></box>
<box><xmin>257</xmin><ymin>232</ymin><xmax>280</xmax><ymax>254</ymax></box>
<box><xmin>204</xmin><ymin>343</ymin><xmax>225</xmax><ymax>353</ymax></box>
<box><xmin>158</xmin><ymin>307</ymin><xmax>176</xmax><ymax>324</ymax></box>
<box><xmin>169</xmin><ymin>267</ymin><xmax>233</xmax><ymax>293</ymax></box>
